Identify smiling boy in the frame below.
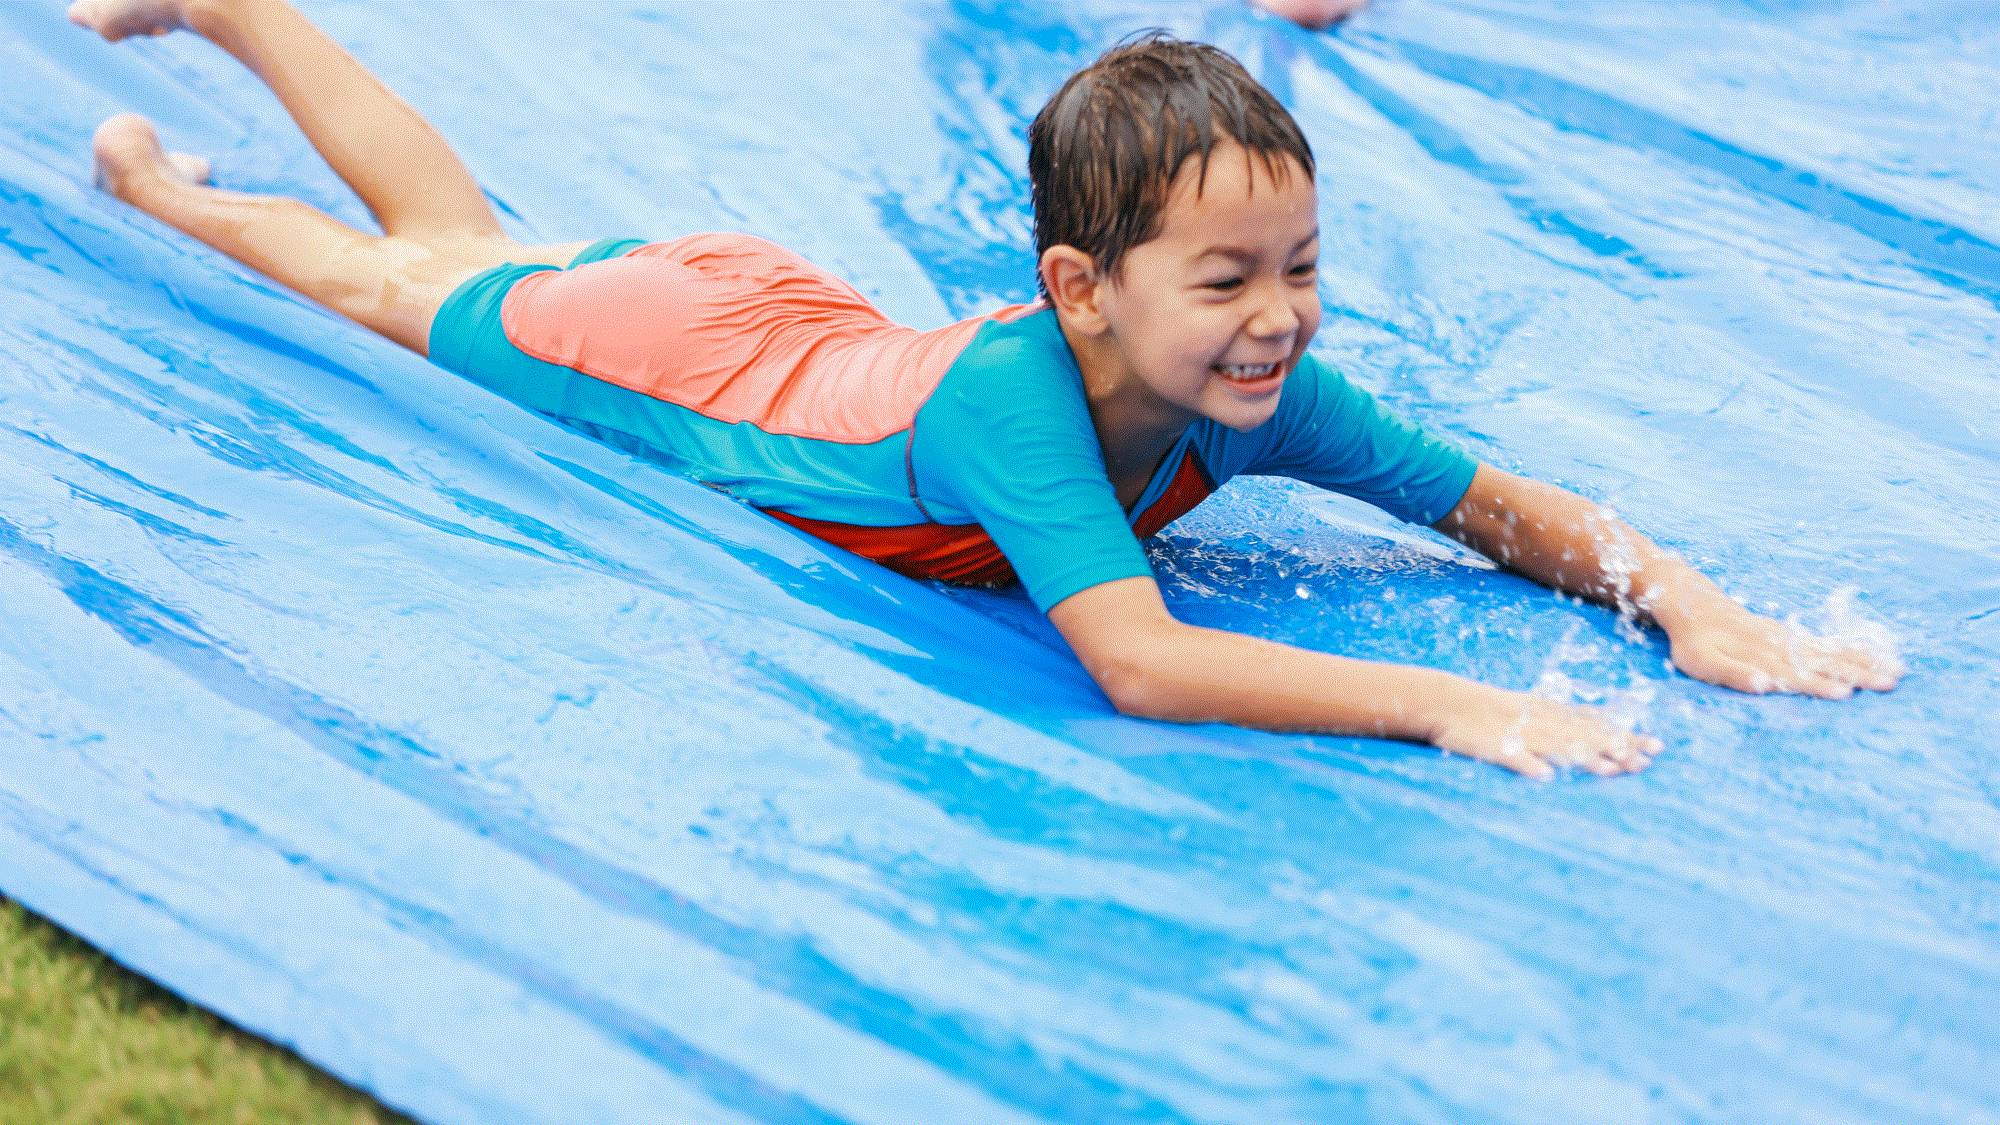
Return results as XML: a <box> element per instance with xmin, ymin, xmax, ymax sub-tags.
<box><xmin>74</xmin><ymin>2</ymin><xmax>1899</xmax><ymax>777</ymax></box>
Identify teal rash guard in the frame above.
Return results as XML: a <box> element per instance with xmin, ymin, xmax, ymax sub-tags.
<box><xmin>426</xmin><ymin>234</ymin><xmax>1479</xmax><ymax>611</ymax></box>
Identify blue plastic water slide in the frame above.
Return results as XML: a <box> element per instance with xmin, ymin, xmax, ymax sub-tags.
<box><xmin>1</xmin><ymin>2</ymin><xmax>1995</xmax><ymax>1121</ymax></box>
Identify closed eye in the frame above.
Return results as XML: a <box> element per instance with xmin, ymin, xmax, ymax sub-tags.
<box><xmin>1203</xmin><ymin>277</ymin><xmax>1245</xmax><ymax>292</ymax></box>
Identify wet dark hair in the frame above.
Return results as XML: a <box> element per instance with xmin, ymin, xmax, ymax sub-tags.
<box><xmin>1028</xmin><ymin>32</ymin><xmax>1315</xmax><ymax>289</ymax></box>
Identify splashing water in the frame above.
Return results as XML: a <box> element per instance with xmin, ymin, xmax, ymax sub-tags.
<box><xmin>1532</xmin><ymin>619</ymin><xmax>1659</xmax><ymax>733</ymax></box>
<box><xmin>1805</xmin><ymin>584</ymin><xmax>1907</xmax><ymax>674</ymax></box>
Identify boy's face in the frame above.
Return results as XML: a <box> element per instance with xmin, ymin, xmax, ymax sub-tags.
<box><xmin>1099</xmin><ymin>142</ymin><xmax>1321</xmax><ymax>432</ymax></box>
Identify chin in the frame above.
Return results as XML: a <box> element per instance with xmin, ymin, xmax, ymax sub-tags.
<box><xmin>1198</xmin><ymin>376</ymin><xmax>1287</xmax><ymax>431</ymax></box>
<box><xmin>1205</xmin><ymin>397</ymin><xmax>1283</xmax><ymax>433</ymax></box>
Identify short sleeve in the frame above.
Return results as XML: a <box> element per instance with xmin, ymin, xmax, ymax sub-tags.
<box><xmin>1239</xmin><ymin>354</ymin><xmax>1478</xmax><ymax>525</ymax></box>
<box><xmin>911</xmin><ymin>317</ymin><xmax>1153</xmax><ymax>612</ymax></box>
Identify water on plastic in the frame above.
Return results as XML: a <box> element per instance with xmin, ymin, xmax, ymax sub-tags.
<box><xmin>0</xmin><ymin>2</ymin><xmax>1995</xmax><ymax>1122</ymax></box>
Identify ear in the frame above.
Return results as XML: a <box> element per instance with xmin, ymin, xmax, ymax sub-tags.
<box><xmin>1038</xmin><ymin>245</ymin><xmax>1110</xmax><ymax>336</ymax></box>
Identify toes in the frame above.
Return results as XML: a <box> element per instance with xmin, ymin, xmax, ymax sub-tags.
<box><xmin>68</xmin><ymin>0</ymin><xmax>183</xmax><ymax>42</ymax></box>
<box><xmin>67</xmin><ymin>0</ymin><xmax>126</xmax><ymax>39</ymax></box>
<box><xmin>91</xmin><ymin>112</ymin><xmax>156</xmax><ymax>160</ymax></box>
<box><xmin>90</xmin><ymin>114</ymin><xmax>166</xmax><ymax>196</ymax></box>
<box><xmin>165</xmin><ymin>151</ymin><xmax>212</xmax><ymax>185</ymax></box>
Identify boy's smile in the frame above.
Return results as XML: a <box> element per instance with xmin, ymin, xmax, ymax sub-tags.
<box><xmin>1052</xmin><ymin>138</ymin><xmax>1321</xmax><ymax>483</ymax></box>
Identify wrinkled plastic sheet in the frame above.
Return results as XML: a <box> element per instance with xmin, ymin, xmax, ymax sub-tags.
<box><xmin>1</xmin><ymin>2</ymin><xmax>1995</xmax><ymax>1122</ymax></box>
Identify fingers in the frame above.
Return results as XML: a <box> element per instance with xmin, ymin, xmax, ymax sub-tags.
<box><xmin>1450</xmin><ymin>730</ymin><xmax>1556</xmax><ymax>780</ymax></box>
<box><xmin>1677</xmin><ymin>635</ymin><xmax>1904</xmax><ymax>699</ymax></box>
<box><xmin>1857</xmin><ymin>661</ymin><xmax>1903</xmax><ymax>692</ymax></box>
<box><xmin>1493</xmin><ymin>743</ymin><xmax>1556</xmax><ymax>781</ymax></box>
<box><xmin>1580</xmin><ymin>752</ymin><xmax>1624</xmax><ymax>778</ymax></box>
<box><xmin>1508</xmin><ymin>708</ymin><xmax>1659</xmax><ymax>779</ymax></box>
<box><xmin>1470</xmin><ymin>736</ymin><xmax>1650</xmax><ymax>780</ymax></box>
<box><xmin>1602</xmin><ymin>731</ymin><xmax>1661</xmax><ymax>773</ymax></box>
<box><xmin>1435</xmin><ymin>697</ymin><xmax>1662</xmax><ymax>780</ymax></box>
<box><xmin>1776</xmin><ymin>643</ymin><xmax>1857</xmax><ymax>700</ymax></box>
<box><xmin>1824</xmin><ymin>642</ymin><xmax>1904</xmax><ymax>692</ymax></box>
<box><xmin>1677</xmin><ymin>648</ymin><xmax>1777</xmax><ymax>694</ymax></box>
<box><xmin>1558</xmin><ymin>728</ymin><xmax>1658</xmax><ymax>777</ymax></box>
<box><xmin>1769</xmin><ymin>638</ymin><xmax>1903</xmax><ymax>699</ymax></box>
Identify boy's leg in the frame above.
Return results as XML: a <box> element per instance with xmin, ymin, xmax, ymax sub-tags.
<box><xmin>75</xmin><ymin>0</ymin><xmax>602</xmax><ymax>353</ymax></box>
<box><xmin>72</xmin><ymin>0</ymin><xmax>503</xmax><ymax>246</ymax></box>
<box><xmin>94</xmin><ymin>114</ymin><xmax>474</xmax><ymax>355</ymax></box>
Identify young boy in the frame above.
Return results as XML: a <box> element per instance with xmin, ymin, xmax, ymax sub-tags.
<box><xmin>72</xmin><ymin>0</ymin><xmax>1899</xmax><ymax>779</ymax></box>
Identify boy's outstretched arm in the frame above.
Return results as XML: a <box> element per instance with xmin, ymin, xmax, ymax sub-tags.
<box><xmin>1048</xmin><ymin>577</ymin><xmax>1660</xmax><ymax>779</ymax></box>
<box><xmin>1433</xmin><ymin>464</ymin><xmax>1903</xmax><ymax>698</ymax></box>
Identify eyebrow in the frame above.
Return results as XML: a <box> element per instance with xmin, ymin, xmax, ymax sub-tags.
<box><xmin>1192</xmin><ymin>230</ymin><xmax>1321</xmax><ymax>265</ymax></box>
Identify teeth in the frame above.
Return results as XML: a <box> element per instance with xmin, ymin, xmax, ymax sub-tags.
<box><xmin>1217</xmin><ymin>362</ymin><xmax>1278</xmax><ymax>381</ymax></box>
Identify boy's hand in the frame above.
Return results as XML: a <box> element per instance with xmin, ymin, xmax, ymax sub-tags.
<box><xmin>1659</xmin><ymin>595</ymin><xmax>1904</xmax><ymax>700</ymax></box>
<box><xmin>1437</xmin><ymin>465</ymin><xmax>1904</xmax><ymax>703</ymax></box>
<box><xmin>1429</xmin><ymin>688</ymin><xmax>1661</xmax><ymax>780</ymax></box>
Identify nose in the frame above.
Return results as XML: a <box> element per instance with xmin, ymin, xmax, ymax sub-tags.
<box><xmin>1246</xmin><ymin>283</ymin><xmax>1301</xmax><ymax>342</ymax></box>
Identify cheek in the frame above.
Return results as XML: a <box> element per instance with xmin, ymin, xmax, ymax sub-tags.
<box><xmin>1150</xmin><ymin>306</ymin><xmax>1226</xmax><ymax>364</ymax></box>
<box><xmin>1195</xmin><ymin>305</ymin><xmax>1250</xmax><ymax>353</ymax></box>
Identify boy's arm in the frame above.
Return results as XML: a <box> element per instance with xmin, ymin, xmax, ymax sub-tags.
<box><xmin>1048</xmin><ymin>577</ymin><xmax>1659</xmax><ymax>779</ymax></box>
<box><xmin>1433</xmin><ymin>464</ymin><xmax>1902</xmax><ymax>698</ymax></box>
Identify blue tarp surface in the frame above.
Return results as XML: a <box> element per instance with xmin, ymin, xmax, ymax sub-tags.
<box><xmin>2</xmin><ymin>1</ymin><xmax>1996</xmax><ymax>1121</ymax></box>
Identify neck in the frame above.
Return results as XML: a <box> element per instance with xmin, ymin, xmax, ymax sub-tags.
<box><xmin>1060</xmin><ymin>317</ymin><xmax>1191</xmax><ymax>485</ymax></box>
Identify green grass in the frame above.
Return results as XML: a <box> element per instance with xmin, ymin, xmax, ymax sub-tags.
<box><xmin>0</xmin><ymin>896</ymin><xmax>410</xmax><ymax>1124</ymax></box>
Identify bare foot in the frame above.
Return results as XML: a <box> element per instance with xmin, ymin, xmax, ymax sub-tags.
<box><xmin>92</xmin><ymin>114</ymin><xmax>212</xmax><ymax>202</ymax></box>
<box><xmin>1251</xmin><ymin>0</ymin><xmax>1368</xmax><ymax>30</ymax></box>
<box><xmin>67</xmin><ymin>0</ymin><xmax>190</xmax><ymax>42</ymax></box>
